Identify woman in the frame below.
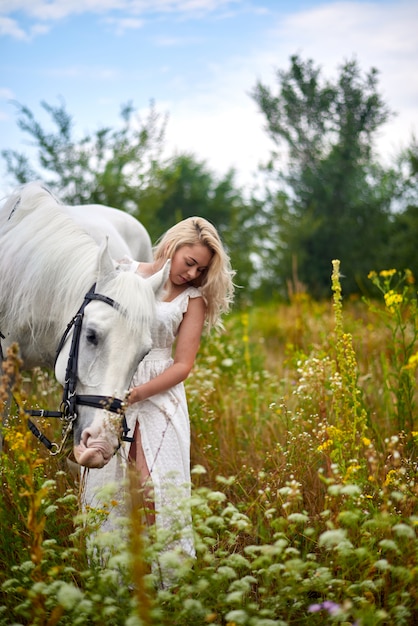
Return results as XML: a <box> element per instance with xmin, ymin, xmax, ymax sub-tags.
<box><xmin>82</xmin><ymin>216</ymin><xmax>235</xmax><ymax>582</ymax></box>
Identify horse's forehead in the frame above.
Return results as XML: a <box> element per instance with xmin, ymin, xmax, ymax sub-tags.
<box><xmin>83</xmin><ymin>290</ymin><xmax>153</xmax><ymax>335</ymax></box>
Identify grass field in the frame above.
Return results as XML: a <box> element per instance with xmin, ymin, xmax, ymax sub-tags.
<box><xmin>0</xmin><ymin>263</ymin><xmax>416</xmax><ymax>625</ymax></box>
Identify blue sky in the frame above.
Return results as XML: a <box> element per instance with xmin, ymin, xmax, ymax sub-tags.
<box><xmin>0</xmin><ymin>0</ymin><xmax>417</xmax><ymax>198</ymax></box>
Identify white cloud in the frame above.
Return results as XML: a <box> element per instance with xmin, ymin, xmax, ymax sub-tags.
<box><xmin>0</xmin><ymin>0</ymin><xmax>243</xmax><ymax>41</ymax></box>
<box><xmin>161</xmin><ymin>1</ymin><xmax>418</xmax><ymax>182</ymax></box>
<box><xmin>0</xmin><ymin>15</ymin><xmax>29</xmax><ymax>39</ymax></box>
<box><xmin>0</xmin><ymin>0</ymin><xmax>241</xmax><ymax>21</ymax></box>
<box><xmin>103</xmin><ymin>16</ymin><xmax>144</xmax><ymax>35</ymax></box>
<box><xmin>0</xmin><ymin>88</ymin><xmax>14</xmax><ymax>100</ymax></box>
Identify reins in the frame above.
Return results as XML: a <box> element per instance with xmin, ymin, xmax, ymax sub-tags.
<box><xmin>3</xmin><ymin>284</ymin><xmax>134</xmax><ymax>456</ymax></box>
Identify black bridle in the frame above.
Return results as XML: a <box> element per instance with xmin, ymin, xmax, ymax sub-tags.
<box><xmin>21</xmin><ymin>284</ymin><xmax>134</xmax><ymax>455</ymax></box>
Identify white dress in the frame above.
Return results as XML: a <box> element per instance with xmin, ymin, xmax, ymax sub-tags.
<box><xmin>81</xmin><ymin>286</ymin><xmax>201</xmax><ymax>562</ymax></box>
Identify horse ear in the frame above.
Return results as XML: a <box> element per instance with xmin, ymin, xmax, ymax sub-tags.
<box><xmin>96</xmin><ymin>237</ymin><xmax>117</xmax><ymax>284</ymax></box>
<box><xmin>148</xmin><ymin>260</ymin><xmax>170</xmax><ymax>298</ymax></box>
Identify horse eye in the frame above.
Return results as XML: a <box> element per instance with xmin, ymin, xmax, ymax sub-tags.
<box><xmin>86</xmin><ymin>328</ymin><xmax>98</xmax><ymax>346</ymax></box>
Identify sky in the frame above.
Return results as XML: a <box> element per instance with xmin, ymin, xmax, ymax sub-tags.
<box><xmin>0</xmin><ymin>0</ymin><xmax>417</xmax><ymax>199</ymax></box>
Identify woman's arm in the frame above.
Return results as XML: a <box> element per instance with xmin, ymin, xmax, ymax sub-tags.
<box><xmin>127</xmin><ymin>296</ymin><xmax>206</xmax><ymax>405</ymax></box>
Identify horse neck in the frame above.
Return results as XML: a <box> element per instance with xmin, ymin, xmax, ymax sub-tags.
<box><xmin>2</xmin><ymin>202</ymin><xmax>99</xmax><ymax>339</ymax></box>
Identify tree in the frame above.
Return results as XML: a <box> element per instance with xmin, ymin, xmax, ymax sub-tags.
<box><xmin>388</xmin><ymin>139</ymin><xmax>418</xmax><ymax>276</ymax></box>
<box><xmin>1</xmin><ymin>101</ymin><xmax>256</xmax><ymax>301</ymax></box>
<box><xmin>2</xmin><ymin>98</ymin><xmax>168</xmax><ymax>211</ymax></box>
<box><xmin>252</xmin><ymin>55</ymin><xmax>396</xmax><ymax>297</ymax></box>
<box><xmin>142</xmin><ymin>154</ymin><xmax>256</xmax><ymax>301</ymax></box>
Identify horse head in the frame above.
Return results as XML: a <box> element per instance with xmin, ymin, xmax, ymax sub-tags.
<box><xmin>55</xmin><ymin>240</ymin><xmax>169</xmax><ymax>468</ymax></box>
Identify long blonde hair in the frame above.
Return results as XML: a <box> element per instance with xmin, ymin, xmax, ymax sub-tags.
<box><xmin>153</xmin><ymin>217</ymin><xmax>235</xmax><ymax>330</ymax></box>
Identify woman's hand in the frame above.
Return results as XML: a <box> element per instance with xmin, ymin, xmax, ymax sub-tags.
<box><xmin>126</xmin><ymin>297</ymin><xmax>206</xmax><ymax>406</ymax></box>
<box><xmin>127</xmin><ymin>386</ymin><xmax>143</xmax><ymax>405</ymax></box>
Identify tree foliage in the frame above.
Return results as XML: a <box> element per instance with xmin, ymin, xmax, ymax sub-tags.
<box><xmin>1</xmin><ymin>100</ymin><xmax>254</xmax><ymax>303</ymax></box>
<box><xmin>2</xmin><ymin>55</ymin><xmax>418</xmax><ymax>302</ymax></box>
<box><xmin>387</xmin><ymin>140</ymin><xmax>418</xmax><ymax>277</ymax></box>
<box><xmin>2</xmin><ymin>99</ymin><xmax>168</xmax><ymax>209</ymax></box>
<box><xmin>142</xmin><ymin>154</ymin><xmax>256</xmax><ymax>294</ymax></box>
<box><xmin>252</xmin><ymin>55</ymin><xmax>398</xmax><ymax>297</ymax></box>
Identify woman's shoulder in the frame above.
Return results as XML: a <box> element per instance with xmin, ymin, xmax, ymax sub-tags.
<box><xmin>173</xmin><ymin>286</ymin><xmax>203</xmax><ymax>314</ymax></box>
<box><xmin>186</xmin><ymin>286</ymin><xmax>203</xmax><ymax>300</ymax></box>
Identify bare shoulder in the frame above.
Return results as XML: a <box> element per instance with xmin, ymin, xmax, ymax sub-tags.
<box><xmin>184</xmin><ymin>292</ymin><xmax>206</xmax><ymax>318</ymax></box>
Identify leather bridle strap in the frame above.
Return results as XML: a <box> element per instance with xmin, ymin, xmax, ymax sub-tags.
<box><xmin>76</xmin><ymin>395</ymin><xmax>133</xmax><ymax>443</ymax></box>
<box><xmin>0</xmin><ymin>331</ymin><xmax>5</xmax><ymax>361</ymax></box>
<box><xmin>23</xmin><ymin>283</ymin><xmax>133</xmax><ymax>453</ymax></box>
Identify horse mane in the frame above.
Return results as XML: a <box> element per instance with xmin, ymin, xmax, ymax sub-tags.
<box><xmin>0</xmin><ymin>182</ymin><xmax>155</xmax><ymax>339</ymax></box>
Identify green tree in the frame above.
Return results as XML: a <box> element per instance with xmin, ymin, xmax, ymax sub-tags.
<box><xmin>388</xmin><ymin>139</ymin><xmax>418</xmax><ymax>277</ymax></box>
<box><xmin>1</xmin><ymin>98</ymin><xmax>168</xmax><ymax>211</ymax></box>
<box><xmin>143</xmin><ymin>154</ymin><xmax>256</xmax><ymax>301</ymax></box>
<box><xmin>1</xmin><ymin>101</ymin><xmax>256</xmax><ymax>300</ymax></box>
<box><xmin>252</xmin><ymin>55</ymin><xmax>396</xmax><ymax>297</ymax></box>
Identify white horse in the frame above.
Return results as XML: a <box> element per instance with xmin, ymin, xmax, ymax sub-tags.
<box><xmin>0</xmin><ymin>183</ymin><xmax>153</xmax><ymax>262</ymax></box>
<box><xmin>62</xmin><ymin>203</ymin><xmax>153</xmax><ymax>262</ymax></box>
<box><xmin>0</xmin><ymin>182</ymin><xmax>169</xmax><ymax>468</ymax></box>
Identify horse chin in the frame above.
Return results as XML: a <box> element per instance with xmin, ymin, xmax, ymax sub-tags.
<box><xmin>73</xmin><ymin>442</ymin><xmax>115</xmax><ymax>468</ymax></box>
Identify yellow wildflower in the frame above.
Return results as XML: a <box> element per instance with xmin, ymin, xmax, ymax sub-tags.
<box><xmin>6</xmin><ymin>431</ymin><xmax>25</xmax><ymax>452</ymax></box>
<box><xmin>327</xmin><ymin>425</ymin><xmax>344</xmax><ymax>441</ymax></box>
<box><xmin>344</xmin><ymin>464</ymin><xmax>361</xmax><ymax>480</ymax></box>
<box><xmin>379</xmin><ymin>269</ymin><xmax>396</xmax><ymax>278</ymax></box>
<box><xmin>317</xmin><ymin>440</ymin><xmax>333</xmax><ymax>452</ymax></box>
<box><xmin>384</xmin><ymin>290</ymin><xmax>403</xmax><ymax>312</ymax></box>
<box><xmin>362</xmin><ymin>437</ymin><xmax>371</xmax><ymax>447</ymax></box>
<box><xmin>384</xmin><ymin>469</ymin><xmax>398</xmax><ymax>487</ymax></box>
<box><xmin>405</xmin><ymin>354</ymin><xmax>418</xmax><ymax>371</ymax></box>
<box><xmin>367</xmin><ymin>270</ymin><xmax>377</xmax><ymax>280</ymax></box>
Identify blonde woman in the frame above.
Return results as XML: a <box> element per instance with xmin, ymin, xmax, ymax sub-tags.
<box><xmin>83</xmin><ymin>217</ymin><xmax>235</xmax><ymax>585</ymax></box>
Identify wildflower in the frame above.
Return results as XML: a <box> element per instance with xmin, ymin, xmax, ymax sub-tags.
<box><xmin>379</xmin><ymin>269</ymin><xmax>396</xmax><ymax>278</ymax></box>
<box><xmin>308</xmin><ymin>600</ymin><xmax>341</xmax><ymax>615</ymax></box>
<box><xmin>384</xmin><ymin>469</ymin><xmax>398</xmax><ymax>486</ymax></box>
<box><xmin>317</xmin><ymin>439</ymin><xmax>333</xmax><ymax>452</ymax></box>
<box><xmin>318</xmin><ymin>528</ymin><xmax>348</xmax><ymax>550</ymax></box>
<box><xmin>57</xmin><ymin>582</ymin><xmax>84</xmax><ymax>610</ymax></box>
<box><xmin>384</xmin><ymin>290</ymin><xmax>403</xmax><ymax>313</ymax></box>
<box><xmin>362</xmin><ymin>437</ymin><xmax>371</xmax><ymax>446</ymax></box>
<box><xmin>367</xmin><ymin>270</ymin><xmax>377</xmax><ymax>280</ymax></box>
<box><xmin>6</xmin><ymin>430</ymin><xmax>25</xmax><ymax>452</ymax></box>
<box><xmin>344</xmin><ymin>464</ymin><xmax>361</xmax><ymax>481</ymax></box>
<box><xmin>393</xmin><ymin>523</ymin><xmax>415</xmax><ymax>539</ymax></box>
<box><xmin>404</xmin><ymin>353</ymin><xmax>418</xmax><ymax>371</ymax></box>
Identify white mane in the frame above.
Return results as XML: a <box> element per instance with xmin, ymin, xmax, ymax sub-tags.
<box><xmin>0</xmin><ymin>183</ymin><xmax>155</xmax><ymax>339</ymax></box>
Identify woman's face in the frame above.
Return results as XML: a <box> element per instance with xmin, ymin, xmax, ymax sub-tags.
<box><xmin>170</xmin><ymin>243</ymin><xmax>213</xmax><ymax>286</ymax></box>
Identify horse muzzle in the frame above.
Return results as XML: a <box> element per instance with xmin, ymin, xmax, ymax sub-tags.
<box><xmin>73</xmin><ymin>415</ymin><xmax>121</xmax><ymax>468</ymax></box>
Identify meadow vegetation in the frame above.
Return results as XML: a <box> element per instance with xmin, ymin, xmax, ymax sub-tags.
<box><xmin>0</xmin><ymin>263</ymin><xmax>416</xmax><ymax>625</ymax></box>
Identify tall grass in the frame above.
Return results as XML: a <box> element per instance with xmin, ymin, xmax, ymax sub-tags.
<box><xmin>0</xmin><ymin>264</ymin><xmax>416</xmax><ymax>625</ymax></box>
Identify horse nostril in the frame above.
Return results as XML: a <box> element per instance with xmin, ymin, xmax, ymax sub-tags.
<box><xmin>81</xmin><ymin>429</ymin><xmax>93</xmax><ymax>447</ymax></box>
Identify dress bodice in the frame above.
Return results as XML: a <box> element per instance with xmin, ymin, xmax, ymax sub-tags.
<box><xmin>151</xmin><ymin>286</ymin><xmax>202</xmax><ymax>350</ymax></box>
